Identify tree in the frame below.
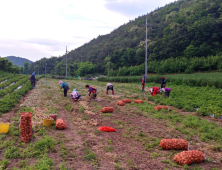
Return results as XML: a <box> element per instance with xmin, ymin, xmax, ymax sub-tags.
<box><xmin>23</xmin><ymin>62</ymin><xmax>30</xmax><ymax>74</ymax></box>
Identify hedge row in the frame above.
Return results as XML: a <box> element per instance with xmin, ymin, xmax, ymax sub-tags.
<box><xmin>97</xmin><ymin>72</ymin><xmax>222</xmax><ymax>88</ymax></box>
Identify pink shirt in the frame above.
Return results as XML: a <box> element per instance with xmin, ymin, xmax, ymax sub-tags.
<box><xmin>71</xmin><ymin>91</ymin><xmax>79</xmax><ymax>98</ymax></box>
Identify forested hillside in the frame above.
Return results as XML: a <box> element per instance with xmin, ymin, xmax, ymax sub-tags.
<box><xmin>30</xmin><ymin>0</ymin><xmax>222</xmax><ymax>76</ymax></box>
<box><xmin>5</xmin><ymin>56</ymin><xmax>33</xmax><ymax>67</ymax></box>
<box><xmin>0</xmin><ymin>57</ymin><xmax>20</xmax><ymax>73</ymax></box>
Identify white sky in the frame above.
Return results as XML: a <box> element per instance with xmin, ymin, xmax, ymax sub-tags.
<box><xmin>0</xmin><ymin>0</ymin><xmax>176</xmax><ymax>62</ymax></box>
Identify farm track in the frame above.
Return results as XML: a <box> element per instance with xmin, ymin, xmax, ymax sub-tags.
<box><xmin>0</xmin><ymin>78</ymin><xmax>221</xmax><ymax>169</ymax></box>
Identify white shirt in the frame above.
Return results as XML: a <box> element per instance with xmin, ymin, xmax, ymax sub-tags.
<box><xmin>106</xmin><ymin>83</ymin><xmax>113</xmax><ymax>88</ymax></box>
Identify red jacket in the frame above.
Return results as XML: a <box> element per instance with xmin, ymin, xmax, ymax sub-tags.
<box><xmin>88</xmin><ymin>86</ymin><xmax>97</xmax><ymax>93</ymax></box>
<box><xmin>152</xmin><ymin>87</ymin><xmax>160</xmax><ymax>96</ymax></box>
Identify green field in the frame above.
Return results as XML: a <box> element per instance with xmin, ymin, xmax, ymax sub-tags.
<box><xmin>98</xmin><ymin>72</ymin><xmax>222</xmax><ymax>88</ymax></box>
<box><xmin>0</xmin><ymin>72</ymin><xmax>38</xmax><ymax>115</ymax></box>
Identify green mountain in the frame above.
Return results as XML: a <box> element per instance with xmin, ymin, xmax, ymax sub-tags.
<box><xmin>30</xmin><ymin>0</ymin><xmax>222</xmax><ymax>76</ymax></box>
<box><xmin>5</xmin><ymin>56</ymin><xmax>33</xmax><ymax>67</ymax></box>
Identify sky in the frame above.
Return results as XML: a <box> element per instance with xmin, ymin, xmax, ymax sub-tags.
<box><xmin>0</xmin><ymin>0</ymin><xmax>176</xmax><ymax>62</ymax></box>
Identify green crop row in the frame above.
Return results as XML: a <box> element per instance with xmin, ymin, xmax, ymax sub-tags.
<box><xmin>0</xmin><ymin>77</ymin><xmax>29</xmax><ymax>97</ymax></box>
<box><xmin>0</xmin><ymin>71</ymin><xmax>11</xmax><ymax>78</ymax></box>
<box><xmin>0</xmin><ymin>76</ymin><xmax>41</xmax><ymax>115</ymax></box>
<box><xmin>97</xmin><ymin>72</ymin><xmax>222</xmax><ymax>88</ymax></box>
<box><xmin>0</xmin><ymin>75</ymin><xmax>27</xmax><ymax>89</ymax></box>
<box><xmin>0</xmin><ymin>75</ymin><xmax>13</xmax><ymax>83</ymax></box>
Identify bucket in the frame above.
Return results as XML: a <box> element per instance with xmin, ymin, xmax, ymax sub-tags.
<box><xmin>49</xmin><ymin>114</ymin><xmax>57</xmax><ymax>120</ymax></box>
<box><xmin>0</xmin><ymin>123</ymin><xmax>10</xmax><ymax>134</ymax></box>
<box><xmin>43</xmin><ymin>119</ymin><xmax>53</xmax><ymax>127</ymax></box>
<box><xmin>20</xmin><ymin>112</ymin><xmax>32</xmax><ymax>117</ymax></box>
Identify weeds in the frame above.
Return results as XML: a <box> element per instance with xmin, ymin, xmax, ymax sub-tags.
<box><xmin>58</xmin><ymin>162</ymin><xmax>69</xmax><ymax>170</ymax></box>
<box><xmin>0</xmin><ymin>159</ymin><xmax>9</xmax><ymax>169</ymax></box>
<box><xmin>105</xmin><ymin>146</ymin><xmax>114</xmax><ymax>152</ymax></box>
<box><xmin>80</xmin><ymin>105</ymin><xmax>85</xmax><ymax>113</ymax></box>
<box><xmin>83</xmin><ymin>148</ymin><xmax>98</xmax><ymax>166</ymax></box>
<box><xmin>94</xmin><ymin>129</ymin><xmax>101</xmax><ymax>136</ymax></box>
<box><xmin>149</xmin><ymin>152</ymin><xmax>159</xmax><ymax>159</ymax></box>
<box><xmin>115</xmin><ymin>162</ymin><xmax>122</xmax><ymax>170</ymax></box>
<box><xmin>35</xmin><ymin>155</ymin><xmax>53</xmax><ymax>170</ymax></box>
<box><xmin>35</xmin><ymin>136</ymin><xmax>56</xmax><ymax>153</ymax></box>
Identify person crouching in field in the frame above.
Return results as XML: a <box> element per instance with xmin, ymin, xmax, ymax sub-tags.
<box><xmin>142</xmin><ymin>75</ymin><xmax>146</xmax><ymax>91</ymax></box>
<box><xmin>160</xmin><ymin>87</ymin><xmax>171</xmax><ymax>97</ymax></box>
<box><xmin>106</xmin><ymin>83</ymin><xmax>114</xmax><ymax>95</ymax></box>
<box><xmin>59</xmin><ymin>80</ymin><xmax>69</xmax><ymax>97</ymax></box>
<box><xmin>70</xmin><ymin>89</ymin><xmax>81</xmax><ymax>101</ymax></box>
<box><xmin>149</xmin><ymin>87</ymin><xmax>160</xmax><ymax>96</ymax></box>
<box><xmin>85</xmin><ymin>85</ymin><xmax>97</xmax><ymax>100</ymax></box>
<box><xmin>30</xmin><ymin>72</ymin><xmax>36</xmax><ymax>89</ymax></box>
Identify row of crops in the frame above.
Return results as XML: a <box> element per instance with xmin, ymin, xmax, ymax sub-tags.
<box><xmin>98</xmin><ymin>72</ymin><xmax>222</xmax><ymax>88</ymax></box>
<box><xmin>98</xmin><ymin>73</ymin><xmax>222</xmax><ymax>118</ymax></box>
<box><xmin>0</xmin><ymin>72</ymin><xmax>41</xmax><ymax>115</ymax></box>
<box><xmin>145</xmin><ymin>83</ymin><xmax>222</xmax><ymax>118</ymax></box>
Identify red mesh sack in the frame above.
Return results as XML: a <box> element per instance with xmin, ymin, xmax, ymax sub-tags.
<box><xmin>20</xmin><ymin>114</ymin><xmax>32</xmax><ymax>143</ymax></box>
<box><xmin>56</xmin><ymin>119</ymin><xmax>66</xmax><ymax>130</ymax></box>
<box><xmin>101</xmin><ymin>107</ymin><xmax>114</xmax><ymax>113</ymax></box>
<box><xmin>173</xmin><ymin>150</ymin><xmax>204</xmax><ymax>165</ymax></box>
<box><xmin>122</xmin><ymin>99</ymin><xmax>131</xmax><ymax>103</ymax></box>
<box><xmin>134</xmin><ymin>100</ymin><xmax>143</xmax><ymax>104</ymax></box>
<box><xmin>117</xmin><ymin>101</ymin><xmax>125</xmax><ymax>106</ymax></box>
<box><xmin>154</xmin><ymin>106</ymin><xmax>168</xmax><ymax>111</ymax></box>
<box><xmin>159</xmin><ymin>139</ymin><xmax>188</xmax><ymax>150</ymax></box>
<box><xmin>98</xmin><ymin>126</ymin><xmax>116</xmax><ymax>132</ymax></box>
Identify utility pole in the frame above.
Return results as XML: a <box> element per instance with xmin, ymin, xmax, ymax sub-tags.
<box><xmin>66</xmin><ymin>46</ymin><xmax>67</xmax><ymax>78</ymax></box>
<box><xmin>81</xmin><ymin>54</ymin><xmax>82</xmax><ymax>62</ymax></box>
<box><xmin>45</xmin><ymin>63</ymin><xmax>47</xmax><ymax>77</ymax></box>
<box><xmin>145</xmin><ymin>17</ymin><xmax>153</xmax><ymax>77</ymax></box>
<box><xmin>108</xmin><ymin>52</ymin><xmax>110</xmax><ymax>77</ymax></box>
<box><xmin>38</xmin><ymin>66</ymin><xmax>39</xmax><ymax>76</ymax></box>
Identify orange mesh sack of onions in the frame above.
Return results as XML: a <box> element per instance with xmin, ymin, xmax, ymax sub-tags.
<box><xmin>173</xmin><ymin>150</ymin><xmax>204</xmax><ymax>165</ymax></box>
<box><xmin>122</xmin><ymin>99</ymin><xmax>131</xmax><ymax>103</ymax></box>
<box><xmin>159</xmin><ymin>139</ymin><xmax>188</xmax><ymax>150</ymax></box>
<box><xmin>101</xmin><ymin>107</ymin><xmax>114</xmax><ymax>113</ymax></box>
<box><xmin>56</xmin><ymin>119</ymin><xmax>66</xmax><ymax>130</ymax></box>
<box><xmin>117</xmin><ymin>101</ymin><xmax>125</xmax><ymax>106</ymax></box>
<box><xmin>154</xmin><ymin>106</ymin><xmax>168</xmax><ymax>111</ymax></box>
<box><xmin>134</xmin><ymin>100</ymin><xmax>143</xmax><ymax>104</ymax></box>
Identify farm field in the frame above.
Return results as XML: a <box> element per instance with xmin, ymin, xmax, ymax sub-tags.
<box><xmin>0</xmin><ymin>78</ymin><xmax>222</xmax><ymax>170</ymax></box>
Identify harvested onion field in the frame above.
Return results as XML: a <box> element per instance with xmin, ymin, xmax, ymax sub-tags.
<box><xmin>0</xmin><ymin>78</ymin><xmax>222</xmax><ymax>170</ymax></box>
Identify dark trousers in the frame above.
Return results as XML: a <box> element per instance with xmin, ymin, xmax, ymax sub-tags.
<box><xmin>142</xmin><ymin>83</ymin><xmax>145</xmax><ymax>91</ymax></box>
<box><xmin>31</xmin><ymin>81</ymin><xmax>35</xmax><ymax>88</ymax></box>
<box><xmin>165</xmin><ymin>91</ymin><xmax>170</xmax><ymax>97</ymax></box>
<box><xmin>161</xmin><ymin>83</ymin><xmax>166</xmax><ymax>88</ymax></box>
<box><xmin>73</xmin><ymin>95</ymin><xmax>81</xmax><ymax>99</ymax></box>
<box><xmin>106</xmin><ymin>86</ymin><xmax>114</xmax><ymax>95</ymax></box>
<box><xmin>64</xmin><ymin>89</ymin><xmax>68</xmax><ymax>97</ymax></box>
<box><xmin>107</xmin><ymin>86</ymin><xmax>113</xmax><ymax>91</ymax></box>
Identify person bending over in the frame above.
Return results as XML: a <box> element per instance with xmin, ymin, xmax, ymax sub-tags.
<box><xmin>149</xmin><ymin>87</ymin><xmax>160</xmax><ymax>97</ymax></box>
<box><xmin>160</xmin><ymin>87</ymin><xmax>171</xmax><ymax>97</ymax></box>
<box><xmin>106</xmin><ymin>83</ymin><xmax>114</xmax><ymax>95</ymax></box>
<box><xmin>85</xmin><ymin>84</ymin><xmax>97</xmax><ymax>100</ymax></box>
<box><xmin>59</xmin><ymin>80</ymin><xmax>69</xmax><ymax>97</ymax></box>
